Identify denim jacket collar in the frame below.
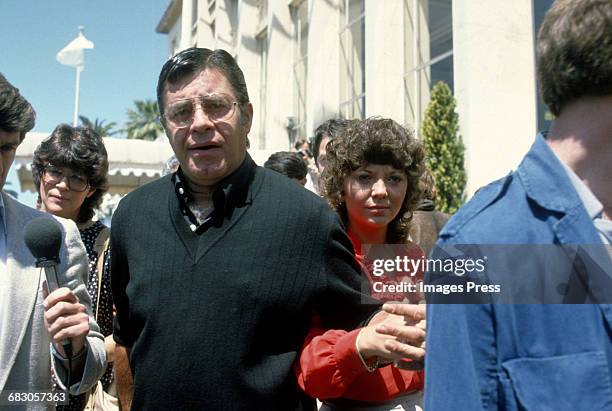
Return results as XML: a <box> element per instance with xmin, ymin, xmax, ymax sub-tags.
<box><xmin>517</xmin><ymin>134</ymin><xmax>602</xmax><ymax>245</ymax></box>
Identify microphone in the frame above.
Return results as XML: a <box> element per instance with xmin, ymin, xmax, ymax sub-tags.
<box><xmin>24</xmin><ymin>217</ymin><xmax>63</xmax><ymax>290</ymax></box>
<box><xmin>24</xmin><ymin>217</ymin><xmax>73</xmax><ymax>358</ymax></box>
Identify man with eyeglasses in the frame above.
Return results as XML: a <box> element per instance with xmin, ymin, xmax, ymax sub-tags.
<box><xmin>0</xmin><ymin>73</ymin><xmax>106</xmax><ymax>408</ymax></box>
<box><xmin>110</xmin><ymin>48</ymin><xmax>424</xmax><ymax>410</ymax></box>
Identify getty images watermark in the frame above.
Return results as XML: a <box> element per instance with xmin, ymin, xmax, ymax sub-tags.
<box><xmin>360</xmin><ymin>244</ymin><xmax>612</xmax><ymax>304</ymax></box>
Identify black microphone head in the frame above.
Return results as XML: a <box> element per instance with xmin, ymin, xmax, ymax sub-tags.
<box><xmin>24</xmin><ymin>217</ymin><xmax>63</xmax><ymax>266</ymax></box>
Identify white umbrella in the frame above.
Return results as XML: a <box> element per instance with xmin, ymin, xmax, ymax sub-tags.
<box><xmin>56</xmin><ymin>26</ymin><xmax>94</xmax><ymax>126</ymax></box>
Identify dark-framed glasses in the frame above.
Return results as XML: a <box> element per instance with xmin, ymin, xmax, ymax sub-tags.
<box><xmin>164</xmin><ymin>93</ymin><xmax>238</xmax><ymax>128</ymax></box>
<box><xmin>42</xmin><ymin>166</ymin><xmax>89</xmax><ymax>192</ymax></box>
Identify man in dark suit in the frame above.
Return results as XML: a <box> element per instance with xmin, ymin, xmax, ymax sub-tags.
<box><xmin>111</xmin><ymin>48</ymin><xmax>424</xmax><ymax>410</ymax></box>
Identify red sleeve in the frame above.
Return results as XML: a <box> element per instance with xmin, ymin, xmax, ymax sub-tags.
<box><xmin>295</xmin><ymin>324</ymin><xmax>365</xmax><ymax>399</ymax></box>
<box><xmin>295</xmin><ymin>317</ymin><xmax>424</xmax><ymax>402</ymax></box>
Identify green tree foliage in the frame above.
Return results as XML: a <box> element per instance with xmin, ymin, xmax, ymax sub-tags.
<box><xmin>78</xmin><ymin>116</ymin><xmax>118</xmax><ymax>137</ymax></box>
<box><xmin>124</xmin><ymin>99</ymin><xmax>163</xmax><ymax>141</ymax></box>
<box><xmin>421</xmin><ymin>81</ymin><xmax>466</xmax><ymax>214</ymax></box>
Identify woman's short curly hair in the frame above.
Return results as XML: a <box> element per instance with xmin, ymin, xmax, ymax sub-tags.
<box><xmin>322</xmin><ymin>117</ymin><xmax>425</xmax><ymax>243</ymax></box>
<box><xmin>32</xmin><ymin>124</ymin><xmax>109</xmax><ymax>223</ymax></box>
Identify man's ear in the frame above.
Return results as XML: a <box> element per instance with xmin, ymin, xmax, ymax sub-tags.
<box><xmin>242</xmin><ymin>102</ymin><xmax>253</xmax><ymax>134</ymax></box>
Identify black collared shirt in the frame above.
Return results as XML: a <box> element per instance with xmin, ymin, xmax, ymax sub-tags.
<box><xmin>171</xmin><ymin>155</ymin><xmax>255</xmax><ymax>235</ymax></box>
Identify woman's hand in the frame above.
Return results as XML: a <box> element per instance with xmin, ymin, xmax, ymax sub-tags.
<box><xmin>358</xmin><ymin>303</ymin><xmax>426</xmax><ymax>364</ymax></box>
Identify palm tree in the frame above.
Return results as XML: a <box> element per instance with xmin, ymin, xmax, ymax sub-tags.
<box><xmin>78</xmin><ymin>116</ymin><xmax>118</xmax><ymax>137</ymax></box>
<box><xmin>124</xmin><ymin>99</ymin><xmax>164</xmax><ymax>141</ymax></box>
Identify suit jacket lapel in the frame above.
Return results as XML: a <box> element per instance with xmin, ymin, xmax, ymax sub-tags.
<box><xmin>0</xmin><ymin>194</ymin><xmax>43</xmax><ymax>391</ymax></box>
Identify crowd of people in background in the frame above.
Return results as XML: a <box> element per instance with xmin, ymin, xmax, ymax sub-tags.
<box><xmin>0</xmin><ymin>0</ymin><xmax>610</xmax><ymax>410</ymax></box>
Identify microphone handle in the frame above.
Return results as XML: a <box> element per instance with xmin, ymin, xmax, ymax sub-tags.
<box><xmin>43</xmin><ymin>264</ymin><xmax>62</xmax><ymax>293</ymax></box>
<box><xmin>43</xmin><ymin>265</ymin><xmax>73</xmax><ymax>358</ymax></box>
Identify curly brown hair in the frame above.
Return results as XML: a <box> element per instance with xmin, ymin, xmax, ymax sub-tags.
<box><xmin>32</xmin><ymin>124</ymin><xmax>109</xmax><ymax>223</ymax></box>
<box><xmin>322</xmin><ymin>117</ymin><xmax>425</xmax><ymax>243</ymax></box>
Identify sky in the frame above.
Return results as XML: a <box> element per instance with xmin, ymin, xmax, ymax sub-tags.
<box><xmin>1</xmin><ymin>0</ymin><xmax>171</xmax><ymax>205</ymax></box>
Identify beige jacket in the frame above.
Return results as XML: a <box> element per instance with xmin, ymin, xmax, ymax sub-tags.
<box><xmin>0</xmin><ymin>192</ymin><xmax>106</xmax><ymax>410</ymax></box>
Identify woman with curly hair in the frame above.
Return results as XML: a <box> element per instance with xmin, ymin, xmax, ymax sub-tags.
<box><xmin>296</xmin><ymin>117</ymin><xmax>427</xmax><ymax>410</ymax></box>
<box><xmin>322</xmin><ymin>117</ymin><xmax>424</xmax><ymax>244</ymax></box>
<box><xmin>32</xmin><ymin>124</ymin><xmax>117</xmax><ymax>411</ymax></box>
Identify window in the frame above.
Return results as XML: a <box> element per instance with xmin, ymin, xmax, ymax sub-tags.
<box><xmin>227</xmin><ymin>0</ymin><xmax>239</xmax><ymax>49</ymax></box>
<box><xmin>193</xmin><ymin>0</ymin><xmax>200</xmax><ymax>27</ymax></box>
<box><xmin>533</xmin><ymin>0</ymin><xmax>555</xmax><ymax>133</ymax></box>
<box><xmin>259</xmin><ymin>0</ymin><xmax>268</xmax><ymax>20</ymax></box>
<box><xmin>404</xmin><ymin>0</ymin><xmax>453</xmax><ymax>136</ymax></box>
<box><xmin>257</xmin><ymin>0</ymin><xmax>268</xmax><ymax>33</ymax></box>
<box><xmin>291</xmin><ymin>0</ymin><xmax>309</xmax><ymax>143</ymax></box>
<box><xmin>206</xmin><ymin>0</ymin><xmax>216</xmax><ymax>47</ymax></box>
<box><xmin>339</xmin><ymin>0</ymin><xmax>365</xmax><ymax>119</ymax></box>
<box><xmin>191</xmin><ymin>0</ymin><xmax>202</xmax><ymax>45</ymax></box>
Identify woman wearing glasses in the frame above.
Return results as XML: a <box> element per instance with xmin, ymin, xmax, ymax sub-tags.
<box><xmin>32</xmin><ymin>124</ymin><xmax>115</xmax><ymax>411</ymax></box>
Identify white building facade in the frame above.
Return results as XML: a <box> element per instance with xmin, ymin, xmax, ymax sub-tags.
<box><xmin>156</xmin><ymin>0</ymin><xmax>554</xmax><ymax>196</ymax></box>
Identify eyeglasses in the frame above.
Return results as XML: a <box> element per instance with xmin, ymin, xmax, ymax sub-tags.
<box><xmin>163</xmin><ymin>93</ymin><xmax>238</xmax><ymax>128</ymax></box>
<box><xmin>42</xmin><ymin>166</ymin><xmax>89</xmax><ymax>192</ymax></box>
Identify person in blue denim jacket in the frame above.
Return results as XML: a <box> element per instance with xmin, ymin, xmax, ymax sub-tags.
<box><xmin>424</xmin><ymin>0</ymin><xmax>612</xmax><ymax>409</ymax></box>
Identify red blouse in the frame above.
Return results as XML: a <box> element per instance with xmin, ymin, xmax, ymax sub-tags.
<box><xmin>295</xmin><ymin>231</ymin><xmax>425</xmax><ymax>402</ymax></box>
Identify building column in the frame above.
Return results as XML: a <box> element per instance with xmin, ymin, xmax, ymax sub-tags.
<box><xmin>364</xmin><ymin>0</ymin><xmax>405</xmax><ymax>122</ymax></box>
<box><xmin>307</xmin><ymin>0</ymin><xmax>343</xmax><ymax>133</ymax></box>
<box><xmin>180</xmin><ymin>0</ymin><xmax>194</xmax><ymax>50</ymax></box>
<box><xmin>453</xmin><ymin>0</ymin><xmax>538</xmax><ymax>196</ymax></box>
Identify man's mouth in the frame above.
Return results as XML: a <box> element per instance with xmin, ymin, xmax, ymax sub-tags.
<box><xmin>190</xmin><ymin>143</ymin><xmax>220</xmax><ymax>151</ymax></box>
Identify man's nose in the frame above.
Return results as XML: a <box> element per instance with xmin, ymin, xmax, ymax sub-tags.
<box><xmin>191</xmin><ymin>104</ymin><xmax>214</xmax><ymax>131</ymax></box>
